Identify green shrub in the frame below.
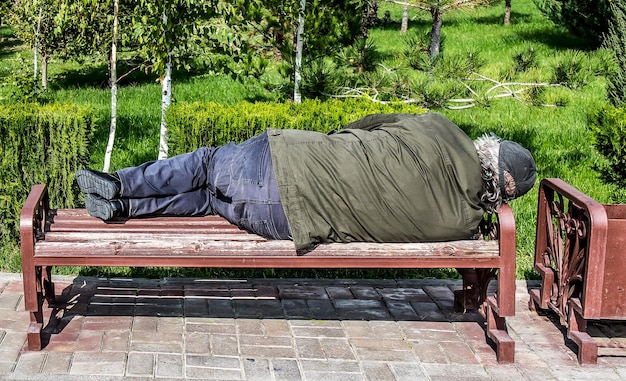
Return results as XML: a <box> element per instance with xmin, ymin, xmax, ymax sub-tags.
<box><xmin>590</xmin><ymin>105</ymin><xmax>626</xmax><ymax>189</ymax></box>
<box><xmin>0</xmin><ymin>103</ymin><xmax>96</xmax><ymax>271</ymax></box>
<box><xmin>166</xmin><ymin>98</ymin><xmax>425</xmax><ymax>154</ymax></box>
<box><xmin>604</xmin><ymin>0</ymin><xmax>626</xmax><ymax>106</ymax></box>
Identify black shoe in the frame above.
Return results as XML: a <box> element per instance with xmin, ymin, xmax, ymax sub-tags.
<box><xmin>84</xmin><ymin>193</ymin><xmax>127</xmax><ymax>221</ymax></box>
<box><xmin>76</xmin><ymin>169</ymin><xmax>121</xmax><ymax>199</ymax></box>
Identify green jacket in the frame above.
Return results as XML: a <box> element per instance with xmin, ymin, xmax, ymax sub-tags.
<box><xmin>267</xmin><ymin>112</ymin><xmax>485</xmax><ymax>250</ymax></box>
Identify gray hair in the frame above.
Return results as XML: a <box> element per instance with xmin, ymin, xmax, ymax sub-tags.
<box><xmin>474</xmin><ymin>134</ymin><xmax>502</xmax><ymax>213</ymax></box>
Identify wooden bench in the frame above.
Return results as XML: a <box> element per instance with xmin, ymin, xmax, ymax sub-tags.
<box><xmin>529</xmin><ymin>178</ymin><xmax>626</xmax><ymax>364</ymax></box>
<box><xmin>21</xmin><ymin>183</ymin><xmax>518</xmax><ymax>362</ymax></box>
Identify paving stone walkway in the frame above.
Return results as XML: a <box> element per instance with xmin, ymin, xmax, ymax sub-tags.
<box><xmin>0</xmin><ymin>272</ymin><xmax>625</xmax><ymax>380</ymax></box>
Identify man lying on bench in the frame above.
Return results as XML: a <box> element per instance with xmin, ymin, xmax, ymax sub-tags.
<box><xmin>75</xmin><ymin>112</ymin><xmax>536</xmax><ymax>251</ymax></box>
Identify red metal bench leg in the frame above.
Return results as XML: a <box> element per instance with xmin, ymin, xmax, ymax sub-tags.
<box><xmin>485</xmin><ymin>296</ymin><xmax>515</xmax><ymax>363</ymax></box>
<box><xmin>23</xmin><ymin>266</ymin><xmax>44</xmax><ymax>351</ymax></box>
<box><xmin>42</xmin><ymin>266</ymin><xmax>56</xmax><ymax>306</ymax></box>
<box><xmin>20</xmin><ymin>184</ymin><xmax>50</xmax><ymax>350</ymax></box>
<box><xmin>568</xmin><ymin>299</ymin><xmax>598</xmax><ymax>365</ymax></box>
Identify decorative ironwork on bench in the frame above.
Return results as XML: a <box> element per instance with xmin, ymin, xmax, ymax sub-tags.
<box><xmin>540</xmin><ymin>188</ymin><xmax>590</xmax><ymax>324</ymax></box>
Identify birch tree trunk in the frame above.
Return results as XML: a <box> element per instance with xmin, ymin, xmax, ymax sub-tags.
<box><xmin>103</xmin><ymin>0</ymin><xmax>119</xmax><ymax>173</ymax></box>
<box><xmin>504</xmin><ymin>0</ymin><xmax>511</xmax><ymax>25</ymax></box>
<box><xmin>401</xmin><ymin>5</ymin><xmax>408</xmax><ymax>34</ymax></box>
<box><xmin>157</xmin><ymin>10</ymin><xmax>172</xmax><ymax>160</ymax></box>
<box><xmin>33</xmin><ymin>7</ymin><xmax>42</xmax><ymax>93</ymax></box>
<box><xmin>293</xmin><ymin>0</ymin><xmax>306</xmax><ymax>104</ymax></box>
<box><xmin>158</xmin><ymin>52</ymin><xmax>172</xmax><ymax>160</ymax></box>
<box><xmin>41</xmin><ymin>52</ymin><xmax>48</xmax><ymax>90</ymax></box>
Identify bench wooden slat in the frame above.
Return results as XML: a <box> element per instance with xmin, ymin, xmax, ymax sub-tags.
<box><xmin>41</xmin><ymin>232</ymin><xmax>266</xmax><ymax>243</ymax></box>
<box><xmin>48</xmin><ymin>210</ymin><xmax>242</xmax><ymax>233</ymax></box>
<box><xmin>34</xmin><ymin>236</ymin><xmax>499</xmax><ymax>258</ymax></box>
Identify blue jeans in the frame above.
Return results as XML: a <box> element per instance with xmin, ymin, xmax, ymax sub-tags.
<box><xmin>116</xmin><ymin>132</ymin><xmax>291</xmax><ymax>240</ymax></box>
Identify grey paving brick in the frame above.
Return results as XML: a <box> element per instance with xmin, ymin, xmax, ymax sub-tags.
<box><xmin>0</xmin><ymin>293</ymin><xmax>23</xmax><ymax>311</ymax></box>
<box><xmin>102</xmin><ymin>330</ymin><xmax>131</xmax><ymax>352</ymax></box>
<box><xmin>360</xmin><ymin>361</ymin><xmax>397</xmax><ymax>381</ymax></box>
<box><xmin>0</xmin><ymin>361</ymin><xmax>16</xmax><ymax>373</ymax></box>
<box><xmin>271</xmin><ymin>358</ymin><xmax>302</xmax><ymax>381</ymax></box>
<box><xmin>210</xmin><ymin>333</ymin><xmax>239</xmax><ymax>356</ymax></box>
<box><xmin>0</xmin><ymin>331</ymin><xmax>28</xmax><ymax>353</ymax></box>
<box><xmin>296</xmin><ymin>337</ymin><xmax>355</xmax><ymax>360</ymax></box>
<box><xmin>186</xmin><ymin>331</ymin><xmax>210</xmax><ymax>354</ymax></box>
<box><xmin>290</xmin><ymin>321</ymin><xmax>345</xmax><ymax>339</ymax></box>
<box><xmin>186</xmin><ymin>354</ymin><xmax>240</xmax><ymax>368</ymax></box>
<box><xmin>126</xmin><ymin>352</ymin><xmax>154</xmax><ymax>376</ymax></box>
<box><xmin>351</xmin><ymin>338</ymin><xmax>417</xmax><ymax>362</ymax></box>
<box><xmin>13</xmin><ymin>351</ymin><xmax>46</xmax><ymax>374</ymax></box>
<box><xmin>422</xmin><ymin>363</ymin><xmax>491</xmax><ymax>379</ymax></box>
<box><xmin>239</xmin><ymin>334</ymin><xmax>296</xmax><ymax>358</ymax></box>
<box><xmin>261</xmin><ymin>319</ymin><xmax>291</xmax><ymax>337</ymax></box>
<box><xmin>70</xmin><ymin>351</ymin><xmax>126</xmax><ymax>376</ymax></box>
<box><xmin>242</xmin><ymin>357</ymin><xmax>272</xmax><ymax>380</ymax></box>
<box><xmin>389</xmin><ymin>363</ymin><xmax>429</xmax><ymax>381</ymax></box>
<box><xmin>484</xmin><ymin>364</ymin><xmax>529</xmax><ymax>381</ymax></box>
<box><xmin>156</xmin><ymin>353</ymin><xmax>184</xmax><ymax>378</ymax></box>
<box><xmin>301</xmin><ymin>360</ymin><xmax>366</xmax><ymax>381</ymax></box>
<box><xmin>187</xmin><ymin>317</ymin><xmax>237</xmax><ymax>334</ymax></box>
<box><xmin>185</xmin><ymin>365</ymin><xmax>242</xmax><ymax>380</ymax></box>
<box><xmin>236</xmin><ymin>318</ymin><xmax>265</xmax><ymax>335</ymax></box>
<box><xmin>439</xmin><ymin>341</ymin><xmax>481</xmax><ymax>364</ymax></box>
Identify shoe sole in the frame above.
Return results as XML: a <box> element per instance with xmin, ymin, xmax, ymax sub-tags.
<box><xmin>76</xmin><ymin>169</ymin><xmax>119</xmax><ymax>199</ymax></box>
<box><xmin>84</xmin><ymin>193</ymin><xmax>114</xmax><ymax>221</ymax></box>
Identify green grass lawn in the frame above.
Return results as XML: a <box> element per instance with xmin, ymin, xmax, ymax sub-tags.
<box><xmin>1</xmin><ymin>0</ymin><xmax>621</xmax><ymax>279</ymax></box>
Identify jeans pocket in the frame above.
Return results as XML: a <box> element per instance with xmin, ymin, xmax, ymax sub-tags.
<box><xmin>239</xmin><ymin>218</ymin><xmax>280</xmax><ymax>240</ymax></box>
<box><xmin>229</xmin><ymin>133</ymin><xmax>269</xmax><ymax>187</ymax></box>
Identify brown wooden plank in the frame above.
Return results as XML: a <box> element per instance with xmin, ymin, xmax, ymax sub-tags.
<box><xmin>48</xmin><ymin>211</ymin><xmax>241</xmax><ymax>233</ymax></box>
<box><xmin>32</xmin><ymin>253</ymin><xmax>505</xmax><ymax>269</ymax></box>
<box><xmin>34</xmin><ymin>238</ymin><xmax>498</xmax><ymax>257</ymax></box>
<box><xmin>47</xmin><ymin>224</ymin><xmax>245</xmax><ymax>234</ymax></box>
<box><xmin>53</xmin><ymin>208</ymin><xmax>231</xmax><ymax>223</ymax></box>
<box><xmin>41</xmin><ymin>232</ymin><xmax>269</xmax><ymax>243</ymax></box>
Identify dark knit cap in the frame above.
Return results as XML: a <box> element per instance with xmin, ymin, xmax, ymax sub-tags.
<box><xmin>498</xmin><ymin>140</ymin><xmax>537</xmax><ymax>202</ymax></box>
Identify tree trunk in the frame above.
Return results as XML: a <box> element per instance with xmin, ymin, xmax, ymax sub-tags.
<box><xmin>401</xmin><ymin>5</ymin><xmax>408</xmax><ymax>34</ymax></box>
<box><xmin>504</xmin><ymin>0</ymin><xmax>511</xmax><ymax>25</ymax></box>
<box><xmin>293</xmin><ymin>0</ymin><xmax>305</xmax><ymax>104</ymax></box>
<box><xmin>41</xmin><ymin>52</ymin><xmax>48</xmax><ymax>90</ymax></box>
<box><xmin>104</xmin><ymin>0</ymin><xmax>119</xmax><ymax>173</ymax></box>
<box><xmin>429</xmin><ymin>7</ymin><xmax>443</xmax><ymax>61</ymax></box>
<box><xmin>34</xmin><ymin>7</ymin><xmax>43</xmax><ymax>93</ymax></box>
<box><xmin>158</xmin><ymin>52</ymin><xmax>172</xmax><ymax>160</ymax></box>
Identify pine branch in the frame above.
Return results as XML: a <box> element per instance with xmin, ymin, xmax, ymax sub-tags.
<box><xmin>322</xmin><ymin>72</ymin><xmax>562</xmax><ymax>109</ymax></box>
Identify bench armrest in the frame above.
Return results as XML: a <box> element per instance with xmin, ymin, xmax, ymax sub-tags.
<box><xmin>534</xmin><ymin>178</ymin><xmax>608</xmax><ymax>320</ymax></box>
<box><xmin>20</xmin><ymin>184</ymin><xmax>49</xmax><ymax>311</ymax></box>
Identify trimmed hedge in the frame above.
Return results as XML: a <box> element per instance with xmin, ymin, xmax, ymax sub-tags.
<box><xmin>167</xmin><ymin>98</ymin><xmax>425</xmax><ymax>154</ymax></box>
<box><xmin>0</xmin><ymin>103</ymin><xmax>96</xmax><ymax>271</ymax></box>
